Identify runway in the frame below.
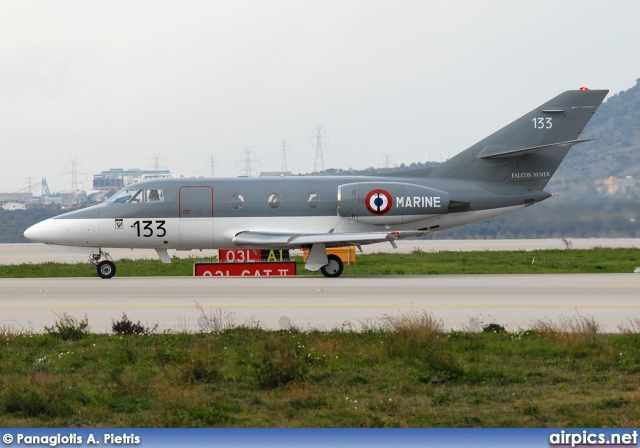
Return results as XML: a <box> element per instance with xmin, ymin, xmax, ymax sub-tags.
<box><xmin>1</xmin><ymin>274</ymin><xmax>639</xmax><ymax>333</ymax></box>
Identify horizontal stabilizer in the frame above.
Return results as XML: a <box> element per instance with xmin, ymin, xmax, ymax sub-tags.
<box><xmin>477</xmin><ymin>139</ymin><xmax>595</xmax><ymax>159</ymax></box>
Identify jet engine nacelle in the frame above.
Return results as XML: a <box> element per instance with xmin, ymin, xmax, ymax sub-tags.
<box><xmin>337</xmin><ymin>182</ymin><xmax>449</xmax><ymax>224</ymax></box>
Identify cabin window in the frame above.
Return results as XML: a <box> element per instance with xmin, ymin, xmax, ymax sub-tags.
<box><xmin>229</xmin><ymin>193</ymin><xmax>244</xmax><ymax>210</ymax></box>
<box><xmin>107</xmin><ymin>188</ymin><xmax>142</xmax><ymax>204</ymax></box>
<box><xmin>268</xmin><ymin>193</ymin><xmax>282</xmax><ymax>210</ymax></box>
<box><xmin>145</xmin><ymin>189</ymin><xmax>164</xmax><ymax>202</ymax></box>
<box><xmin>307</xmin><ymin>192</ymin><xmax>320</xmax><ymax>209</ymax></box>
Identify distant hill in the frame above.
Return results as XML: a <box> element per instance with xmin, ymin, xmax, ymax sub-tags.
<box><xmin>548</xmin><ymin>79</ymin><xmax>640</xmax><ymax>204</ymax></box>
<box><xmin>557</xmin><ymin>80</ymin><xmax>640</xmax><ymax>181</ymax></box>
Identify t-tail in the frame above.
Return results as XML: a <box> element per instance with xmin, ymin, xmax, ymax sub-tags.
<box><xmin>428</xmin><ymin>88</ymin><xmax>609</xmax><ymax>189</ymax></box>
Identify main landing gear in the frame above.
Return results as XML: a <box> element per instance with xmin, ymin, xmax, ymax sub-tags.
<box><xmin>89</xmin><ymin>251</ymin><xmax>116</xmax><ymax>279</ymax></box>
<box><xmin>320</xmin><ymin>254</ymin><xmax>344</xmax><ymax>278</ymax></box>
<box><xmin>305</xmin><ymin>244</ymin><xmax>346</xmax><ymax>277</ymax></box>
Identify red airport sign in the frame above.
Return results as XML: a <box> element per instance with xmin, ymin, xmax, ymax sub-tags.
<box><xmin>218</xmin><ymin>249</ymin><xmax>290</xmax><ymax>263</ymax></box>
<box><xmin>194</xmin><ymin>262</ymin><xmax>296</xmax><ymax>277</ymax></box>
<box><xmin>218</xmin><ymin>249</ymin><xmax>262</xmax><ymax>263</ymax></box>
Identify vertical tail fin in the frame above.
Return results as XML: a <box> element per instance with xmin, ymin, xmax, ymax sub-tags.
<box><xmin>430</xmin><ymin>89</ymin><xmax>608</xmax><ymax>189</ymax></box>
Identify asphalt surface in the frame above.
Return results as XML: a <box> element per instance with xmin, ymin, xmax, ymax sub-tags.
<box><xmin>1</xmin><ymin>274</ymin><xmax>639</xmax><ymax>333</ymax></box>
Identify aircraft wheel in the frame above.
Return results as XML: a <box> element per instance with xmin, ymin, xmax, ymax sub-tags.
<box><xmin>97</xmin><ymin>260</ymin><xmax>116</xmax><ymax>279</ymax></box>
<box><xmin>320</xmin><ymin>254</ymin><xmax>344</xmax><ymax>278</ymax></box>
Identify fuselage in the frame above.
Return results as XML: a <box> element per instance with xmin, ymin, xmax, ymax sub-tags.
<box><xmin>24</xmin><ymin>175</ymin><xmax>549</xmax><ymax>252</ymax></box>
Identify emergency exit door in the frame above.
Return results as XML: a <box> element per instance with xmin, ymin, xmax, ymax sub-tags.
<box><xmin>179</xmin><ymin>186</ymin><xmax>214</xmax><ymax>249</ymax></box>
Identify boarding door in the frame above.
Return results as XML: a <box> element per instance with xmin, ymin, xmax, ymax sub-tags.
<box><xmin>179</xmin><ymin>186</ymin><xmax>214</xmax><ymax>249</ymax></box>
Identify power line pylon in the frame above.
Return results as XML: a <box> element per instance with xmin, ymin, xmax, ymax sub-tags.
<box><xmin>63</xmin><ymin>157</ymin><xmax>86</xmax><ymax>205</ymax></box>
<box><xmin>380</xmin><ymin>152</ymin><xmax>394</xmax><ymax>169</ymax></box>
<box><xmin>312</xmin><ymin>126</ymin><xmax>326</xmax><ymax>173</ymax></box>
<box><xmin>236</xmin><ymin>147</ymin><xmax>259</xmax><ymax>176</ymax></box>
<box><xmin>207</xmin><ymin>155</ymin><xmax>218</xmax><ymax>177</ymax></box>
<box><xmin>65</xmin><ymin>157</ymin><xmax>82</xmax><ymax>192</ymax></box>
<box><xmin>71</xmin><ymin>158</ymin><xmax>79</xmax><ymax>193</ymax></box>
<box><xmin>150</xmin><ymin>153</ymin><xmax>164</xmax><ymax>174</ymax></box>
<box><xmin>280</xmin><ymin>140</ymin><xmax>289</xmax><ymax>173</ymax></box>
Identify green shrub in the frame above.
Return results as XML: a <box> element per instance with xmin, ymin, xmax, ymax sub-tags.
<box><xmin>112</xmin><ymin>313</ymin><xmax>157</xmax><ymax>335</ymax></box>
<box><xmin>483</xmin><ymin>323</ymin><xmax>506</xmax><ymax>333</ymax></box>
<box><xmin>44</xmin><ymin>313</ymin><xmax>89</xmax><ymax>340</ymax></box>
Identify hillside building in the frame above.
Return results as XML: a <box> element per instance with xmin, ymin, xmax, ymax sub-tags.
<box><xmin>2</xmin><ymin>202</ymin><xmax>26</xmax><ymax>211</ymax></box>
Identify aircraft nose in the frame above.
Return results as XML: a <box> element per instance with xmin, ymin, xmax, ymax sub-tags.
<box><xmin>24</xmin><ymin>221</ymin><xmax>48</xmax><ymax>243</ymax></box>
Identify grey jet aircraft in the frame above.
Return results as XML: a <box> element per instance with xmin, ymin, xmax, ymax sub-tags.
<box><xmin>24</xmin><ymin>88</ymin><xmax>608</xmax><ymax>278</ymax></box>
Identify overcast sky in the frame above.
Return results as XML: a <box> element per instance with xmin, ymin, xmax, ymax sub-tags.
<box><xmin>1</xmin><ymin>0</ymin><xmax>639</xmax><ymax>193</ymax></box>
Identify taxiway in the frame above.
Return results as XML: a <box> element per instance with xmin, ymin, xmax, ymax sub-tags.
<box><xmin>1</xmin><ymin>274</ymin><xmax>638</xmax><ymax>333</ymax></box>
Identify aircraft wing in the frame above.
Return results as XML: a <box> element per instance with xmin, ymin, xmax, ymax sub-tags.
<box><xmin>231</xmin><ymin>230</ymin><xmax>429</xmax><ymax>249</ymax></box>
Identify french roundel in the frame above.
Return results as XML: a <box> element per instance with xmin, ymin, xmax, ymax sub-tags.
<box><xmin>365</xmin><ymin>189</ymin><xmax>392</xmax><ymax>215</ymax></box>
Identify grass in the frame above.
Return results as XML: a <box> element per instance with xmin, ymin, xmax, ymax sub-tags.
<box><xmin>341</xmin><ymin>247</ymin><xmax>640</xmax><ymax>276</ymax></box>
<box><xmin>0</xmin><ymin>247</ymin><xmax>638</xmax><ymax>278</ymax></box>
<box><xmin>1</xmin><ymin>310</ymin><xmax>640</xmax><ymax>427</ymax></box>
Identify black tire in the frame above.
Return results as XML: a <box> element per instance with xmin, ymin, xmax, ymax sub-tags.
<box><xmin>320</xmin><ymin>254</ymin><xmax>344</xmax><ymax>277</ymax></box>
<box><xmin>97</xmin><ymin>260</ymin><xmax>116</xmax><ymax>279</ymax></box>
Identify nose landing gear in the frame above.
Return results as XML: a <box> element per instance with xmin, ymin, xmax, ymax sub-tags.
<box><xmin>89</xmin><ymin>251</ymin><xmax>116</xmax><ymax>279</ymax></box>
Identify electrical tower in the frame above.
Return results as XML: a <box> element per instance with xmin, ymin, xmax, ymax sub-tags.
<box><xmin>150</xmin><ymin>153</ymin><xmax>164</xmax><ymax>174</ymax></box>
<box><xmin>312</xmin><ymin>126</ymin><xmax>326</xmax><ymax>173</ymax></box>
<box><xmin>380</xmin><ymin>152</ymin><xmax>394</xmax><ymax>169</ymax></box>
<box><xmin>70</xmin><ymin>158</ymin><xmax>79</xmax><ymax>193</ymax></box>
<box><xmin>280</xmin><ymin>140</ymin><xmax>289</xmax><ymax>172</ymax></box>
<box><xmin>207</xmin><ymin>155</ymin><xmax>218</xmax><ymax>177</ymax></box>
<box><xmin>63</xmin><ymin>157</ymin><xmax>86</xmax><ymax>205</ymax></box>
<box><xmin>236</xmin><ymin>147</ymin><xmax>259</xmax><ymax>176</ymax></box>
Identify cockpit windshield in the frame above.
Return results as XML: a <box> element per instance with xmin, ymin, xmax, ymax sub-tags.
<box><xmin>107</xmin><ymin>188</ymin><xmax>141</xmax><ymax>203</ymax></box>
<box><xmin>107</xmin><ymin>187</ymin><xmax>164</xmax><ymax>204</ymax></box>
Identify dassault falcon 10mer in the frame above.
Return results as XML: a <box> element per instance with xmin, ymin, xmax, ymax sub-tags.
<box><xmin>24</xmin><ymin>88</ymin><xmax>608</xmax><ymax>278</ymax></box>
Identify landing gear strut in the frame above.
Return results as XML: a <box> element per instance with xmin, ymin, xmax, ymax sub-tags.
<box><xmin>320</xmin><ymin>254</ymin><xmax>344</xmax><ymax>278</ymax></box>
<box><xmin>89</xmin><ymin>251</ymin><xmax>116</xmax><ymax>279</ymax></box>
